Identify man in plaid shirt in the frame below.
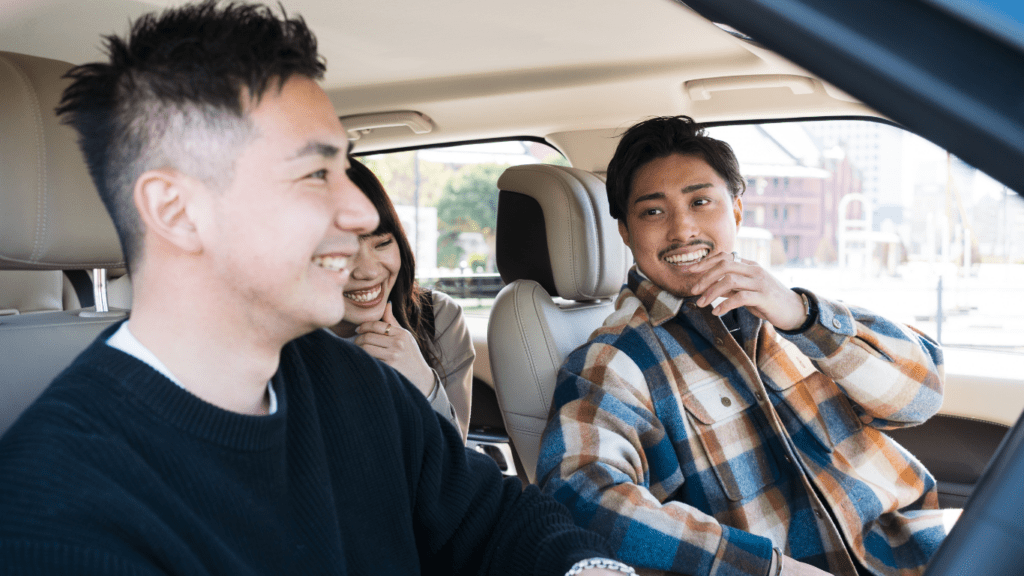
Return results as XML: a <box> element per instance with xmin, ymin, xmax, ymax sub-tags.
<box><xmin>537</xmin><ymin>116</ymin><xmax>953</xmax><ymax>576</ymax></box>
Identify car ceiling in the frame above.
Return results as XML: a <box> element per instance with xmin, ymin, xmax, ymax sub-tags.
<box><xmin>0</xmin><ymin>0</ymin><xmax>885</xmax><ymax>170</ymax></box>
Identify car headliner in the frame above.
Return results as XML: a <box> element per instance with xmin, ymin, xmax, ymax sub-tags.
<box><xmin>0</xmin><ymin>0</ymin><xmax>882</xmax><ymax>170</ymax></box>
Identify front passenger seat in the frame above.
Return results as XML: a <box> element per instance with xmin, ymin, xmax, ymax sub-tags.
<box><xmin>488</xmin><ymin>164</ymin><xmax>631</xmax><ymax>483</ymax></box>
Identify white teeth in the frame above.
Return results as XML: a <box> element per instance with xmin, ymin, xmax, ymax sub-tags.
<box><xmin>313</xmin><ymin>255</ymin><xmax>348</xmax><ymax>272</ymax></box>
<box><xmin>665</xmin><ymin>249</ymin><xmax>709</xmax><ymax>265</ymax></box>
<box><xmin>344</xmin><ymin>284</ymin><xmax>382</xmax><ymax>303</ymax></box>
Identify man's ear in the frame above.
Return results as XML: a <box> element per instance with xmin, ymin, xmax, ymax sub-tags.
<box><xmin>618</xmin><ymin>219</ymin><xmax>630</xmax><ymax>247</ymax></box>
<box><xmin>133</xmin><ymin>169</ymin><xmax>203</xmax><ymax>254</ymax></box>
<box><xmin>733</xmin><ymin>196</ymin><xmax>744</xmax><ymax>228</ymax></box>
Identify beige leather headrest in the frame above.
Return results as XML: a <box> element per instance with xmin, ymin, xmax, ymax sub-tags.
<box><xmin>0</xmin><ymin>51</ymin><xmax>124</xmax><ymax>271</ymax></box>
<box><xmin>496</xmin><ymin>164</ymin><xmax>630</xmax><ymax>301</ymax></box>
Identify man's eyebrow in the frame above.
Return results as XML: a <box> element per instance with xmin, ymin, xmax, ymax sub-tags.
<box><xmin>631</xmin><ymin>182</ymin><xmax>713</xmax><ymax>205</ymax></box>
<box><xmin>683</xmin><ymin>182</ymin><xmax>713</xmax><ymax>193</ymax></box>
<box><xmin>291</xmin><ymin>141</ymin><xmax>341</xmax><ymax>160</ymax></box>
<box><xmin>631</xmin><ymin>191</ymin><xmax>665</xmax><ymax>205</ymax></box>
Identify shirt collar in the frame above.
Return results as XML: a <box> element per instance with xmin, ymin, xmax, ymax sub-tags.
<box><xmin>625</xmin><ymin>265</ymin><xmax>702</xmax><ymax>327</ymax></box>
<box><xmin>107</xmin><ymin>321</ymin><xmax>278</xmax><ymax>415</ymax></box>
<box><xmin>625</xmin><ymin>264</ymin><xmax>764</xmax><ymax>353</ymax></box>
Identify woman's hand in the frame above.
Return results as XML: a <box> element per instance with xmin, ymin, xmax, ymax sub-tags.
<box><xmin>354</xmin><ymin>302</ymin><xmax>436</xmax><ymax>396</ymax></box>
<box><xmin>688</xmin><ymin>251</ymin><xmax>808</xmax><ymax>331</ymax></box>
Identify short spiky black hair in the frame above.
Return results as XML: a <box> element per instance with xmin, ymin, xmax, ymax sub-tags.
<box><xmin>56</xmin><ymin>0</ymin><xmax>326</xmax><ymax>271</ymax></box>
<box><xmin>606</xmin><ymin>115</ymin><xmax>745</xmax><ymax>223</ymax></box>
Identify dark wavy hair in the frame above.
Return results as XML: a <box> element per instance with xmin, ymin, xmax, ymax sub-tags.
<box><xmin>606</xmin><ymin>115</ymin><xmax>746</xmax><ymax>224</ymax></box>
<box><xmin>346</xmin><ymin>158</ymin><xmax>441</xmax><ymax>373</ymax></box>
<box><xmin>55</xmin><ymin>0</ymin><xmax>326</xmax><ymax>272</ymax></box>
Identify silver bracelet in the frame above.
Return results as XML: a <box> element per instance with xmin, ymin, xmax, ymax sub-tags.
<box><xmin>566</xmin><ymin>557</ymin><xmax>636</xmax><ymax>576</ymax></box>
<box><xmin>772</xmin><ymin>547</ymin><xmax>784</xmax><ymax>576</ymax></box>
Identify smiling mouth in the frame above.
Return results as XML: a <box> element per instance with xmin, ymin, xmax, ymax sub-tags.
<box><xmin>312</xmin><ymin>255</ymin><xmax>349</xmax><ymax>272</ymax></box>
<box><xmin>344</xmin><ymin>282</ymin><xmax>384</xmax><ymax>304</ymax></box>
<box><xmin>664</xmin><ymin>248</ymin><xmax>710</xmax><ymax>266</ymax></box>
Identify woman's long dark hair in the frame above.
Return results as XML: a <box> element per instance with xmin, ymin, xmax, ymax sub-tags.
<box><xmin>346</xmin><ymin>157</ymin><xmax>441</xmax><ymax>372</ymax></box>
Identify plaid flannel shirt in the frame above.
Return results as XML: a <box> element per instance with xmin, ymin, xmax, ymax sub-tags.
<box><xmin>538</xmin><ymin>266</ymin><xmax>948</xmax><ymax>576</ymax></box>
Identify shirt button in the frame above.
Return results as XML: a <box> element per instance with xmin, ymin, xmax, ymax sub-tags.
<box><xmin>832</xmin><ymin>318</ymin><xmax>841</xmax><ymax>329</ymax></box>
<box><xmin>721</xmin><ymin>396</ymin><xmax>732</xmax><ymax>407</ymax></box>
<box><xmin>714</xmin><ymin>337</ymin><xmax>724</xmax><ymax>346</ymax></box>
<box><xmin>685</xmin><ymin>301</ymin><xmax>696</xmax><ymax>310</ymax></box>
<box><xmin>815</xmin><ymin>509</ymin><xmax>823</xmax><ymax>518</ymax></box>
<box><xmin>755</xmin><ymin>392</ymin><xmax>764</xmax><ymax>401</ymax></box>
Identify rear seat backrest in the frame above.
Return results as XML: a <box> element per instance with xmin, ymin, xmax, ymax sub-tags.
<box><xmin>108</xmin><ymin>273</ymin><xmax>134</xmax><ymax>310</ymax></box>
<box><xmin>0</xmin><ymin>270</ymin><xmax>84</xmax><ymax>315</ymax></box>
<box><xmin>488</xmin><ymin>164</ymin><xmax>632</xmax><ymax>482</ymax></box>
<box><xmin>0</xmin><ymin>270</ymin><xmax>65</xmax><ymax>315</ymax></box>
<box><xmin>0</xmin><ymin>51</ymin><xmax>127</xmax><ymax>436</ymax></box>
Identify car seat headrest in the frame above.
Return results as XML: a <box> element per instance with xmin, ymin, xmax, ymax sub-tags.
<box><xmin>0</xmin><ymin>51</ymin><xmax>124</xmax><ymax>271</ymax></box>
<box><xmin>495</xmin><ymin>164</ymin><xmax>630</xmax><ymax>302</ymax></box>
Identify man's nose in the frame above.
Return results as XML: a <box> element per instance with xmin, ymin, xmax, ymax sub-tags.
<box><xmin>334</xmin><ymin>173</ymin><xmax>379</xmax><ymax>235</ymax></box>
<box><xmin>669</xmin><ymin>209</ymin><xmax>699</xmax><ymax>241</ymax></box>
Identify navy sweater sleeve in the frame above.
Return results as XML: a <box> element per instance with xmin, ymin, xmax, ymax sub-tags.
<box><xmin>288</xmin><ymin>330</ymin><xmax>610</xmax><ymax>573</ymax></box>
<box><xmin>398</xmin><ymin>362</ymin><xmax>608</xmax><ymax>576</ymax></box>
<box><xmin>295</xmin><ymin>331</ymin><xmax>612</xmax><ymax>576</ymax></box>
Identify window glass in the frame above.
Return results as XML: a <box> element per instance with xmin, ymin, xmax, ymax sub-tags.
<box><xmin>358</xmin><ymin>140</ymin><xmax>567</xmax><ymax>317</ymax></box>
<box><xmin>707</xmin><ymin>120</ymin><xmax>1024</xmax><ymax>358</ymax></box>
<box><xmin>359</xmin><ymin>123</ymin><xmax>1024</xmax><ymax>362</ymax></box>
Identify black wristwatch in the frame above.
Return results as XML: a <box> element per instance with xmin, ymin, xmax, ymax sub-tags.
<box><xmin>779</xmin><ymin>288</ymin><xmax>818</xmax><ymax>334</ymax></box>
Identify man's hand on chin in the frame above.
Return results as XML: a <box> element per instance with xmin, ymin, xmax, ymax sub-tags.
<box><xmin>687</xmin><ymin>250</ymin><xmax>808</xmax><ymax>331</ymax></box>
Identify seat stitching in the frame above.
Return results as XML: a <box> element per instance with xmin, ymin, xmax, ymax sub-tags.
<box><xmin>9</xmin><ymin>60</ymin><xmax>48</xmax><ymax>263</ymax></box>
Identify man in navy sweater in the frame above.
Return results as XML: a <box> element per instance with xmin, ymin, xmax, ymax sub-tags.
<box><xmin>0</xmin><ymin>2</ymin><xmax>632</xmax><ymax>575</ymax></box>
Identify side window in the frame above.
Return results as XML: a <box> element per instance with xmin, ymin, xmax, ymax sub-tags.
<box><xmin>706</xmin><ymin>120</ymin><xmax>1024</xmax><ymax>359</ymax></box>
<box><xmin>358</xmin><ymin>140</ymin><xmax>567</xmax><ymax>317</ymax></box>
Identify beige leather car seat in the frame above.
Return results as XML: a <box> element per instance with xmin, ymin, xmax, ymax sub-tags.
<box><xmin>488</xmin><ymin>164</ymin><xmax>632</xmax><ymax>483</ymax></box>
<box><xmin>107</xmin><ymin>273</ymin><xmax>134</xmax><ymax>309</ymax></box>
<box><xmin>0</xmin><ymin>51</ymin><xmax>127</xmax><ymax>436</ymax></box>
<box><xmin>0</xmin><ymin>270</ymin><xmax>75</xmax><ymax>315</ymax></box>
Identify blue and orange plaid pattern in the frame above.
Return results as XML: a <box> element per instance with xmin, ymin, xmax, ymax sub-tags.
<box><xmin>538</xmin><ymin>266</ymin><xmax>949</xmax><ymax>576</ymax></box>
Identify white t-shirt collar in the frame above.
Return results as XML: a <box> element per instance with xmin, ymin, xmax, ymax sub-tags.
<box><xmin>106</xmin><ymin>322</ymin><xmax>277</xmax><ymax>415</ymax></box>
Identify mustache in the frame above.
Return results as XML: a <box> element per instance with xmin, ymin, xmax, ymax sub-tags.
<box><xmin>658</xmin><ymin>240</ymin><xmax>714</xmax><ymax>259</ymax></box>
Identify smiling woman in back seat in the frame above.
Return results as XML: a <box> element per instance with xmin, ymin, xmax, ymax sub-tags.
<box><xmin>327</xmin><ymin>158</ymin><xmax>474</xmax><ymax>442</ymax></box>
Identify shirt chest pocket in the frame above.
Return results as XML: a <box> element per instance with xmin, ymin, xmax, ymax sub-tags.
<box><xmin>679</xmin><ymin>375</ymin><xmax>776</xmax><ymax>502</ymax></box>
<box><xmin>759</xmin><ymin>344</ymin><xmax>863</xmax><ymax>452</ymax></box>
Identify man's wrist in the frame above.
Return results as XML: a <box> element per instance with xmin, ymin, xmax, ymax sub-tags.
<box><xmin>778</xmin><ymin>289</ymin><xmax>818</xmax><ymax>334</ymax></box>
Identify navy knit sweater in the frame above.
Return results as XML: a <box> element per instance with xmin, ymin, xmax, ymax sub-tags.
<box><xmin>0</xmin><ymin>325</ymin><xmax>609</xmax><ymax>575</ymax></box>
